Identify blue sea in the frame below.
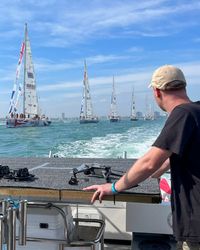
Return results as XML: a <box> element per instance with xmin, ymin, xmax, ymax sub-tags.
<box><xmin>0</xmin><ymin>117</ymin><xmax>166</xmax><ymax>158</ymax></box>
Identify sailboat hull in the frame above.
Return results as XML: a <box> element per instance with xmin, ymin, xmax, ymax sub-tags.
<box><xmin>6</xmin><ymin>118</ymin><xmax>51</xmax><ymax>128</ymax></box>
<box><xmin>130</xmin><ymin>117</ymin><xmax>138</xmax><ymax>121</ymax></box>
<box><xmin>80</xmin><ymin>118</ymin><xmax>99</xmax><ymax>124</ymax></box>
<box><xmin>110</xmin><ymin>117</ymin><xmax>120</xmax><ymax>122</ymax></box>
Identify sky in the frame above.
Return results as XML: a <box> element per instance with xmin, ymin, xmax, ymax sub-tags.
<box><xmin>0</xmin><ymin>0</ymin><xmax>200</xmax><ymax>118</ymax></box>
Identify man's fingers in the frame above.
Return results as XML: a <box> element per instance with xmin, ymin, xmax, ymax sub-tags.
<box><xmin>91</xmin><ymin>190</ymin><xmax>100</xmax><ymax>203</ymax></box>
<box><xmin>83</xmin><ymin>185</ymin><xmax>97</xmax><ymax>191</ymax></box>
<box><xmin>99</xmin><ymin>192</ymin><xmax>103</xmax><ymax>203</ymax></box>
<box><xmin>83</xmin><ymin>184</ymin><xmax>109</xmax><ymax>203</ymax></box>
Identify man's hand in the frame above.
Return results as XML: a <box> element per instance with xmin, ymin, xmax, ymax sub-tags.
<box><xmin>83</xmin><ymin>183</ymin><xmax>112</xmax><ymax>203</ymax></box>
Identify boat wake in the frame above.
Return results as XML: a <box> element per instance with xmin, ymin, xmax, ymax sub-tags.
<box><xmin>53</xmin><ymin>125</ymin><xmax>160</xmax><ymax>159</ymax></box>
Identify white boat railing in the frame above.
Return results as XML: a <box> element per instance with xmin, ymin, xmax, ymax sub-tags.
<box><xmin>0</xmin><ymin>200</ymin><xmax>105</xmax><ymax>250</ymax></box>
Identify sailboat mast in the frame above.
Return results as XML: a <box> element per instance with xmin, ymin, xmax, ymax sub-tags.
<box><xmin>131</xmin><ymin>87</ymin><xmax>135</xmax><ymax>116</ymax></box>
<box><xmin>111</xmin><ymin>76</ymin><xmax>116</xmax><ymax>116</ymax></box>
<box><xmin>80</xmin><ymin>60</ymin><xmax>98</xmax><ymax>123</ymax></box>
<box><xmin>23</xmin><ymin>23</ymin><xmax>28</xmax><ymax>115</ymax></box>
<box><xmin>84</xmin><ymin>60</ymin><xmax>87</xmax><ymax>117</ymax></box>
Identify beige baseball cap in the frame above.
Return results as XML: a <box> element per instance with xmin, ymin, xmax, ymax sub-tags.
<box><xmin>149</xmin><ymin>65</ymin><xmax>187</xmax><ymax>90</ymax></box>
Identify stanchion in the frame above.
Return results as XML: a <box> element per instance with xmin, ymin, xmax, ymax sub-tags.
<box><xmin>18</xmin><ymin>200</ymin><xmax>27</xmax><ymax>246</ymax></box>
<box><xmin>7</xmin><ymin>207</ymin><xmax>16</xmax><ymax>250</ymax></box>
<box><xmin>0</xmin><ymin>215</ymin><xmax>4</xmax><ymax>250</ymax></box>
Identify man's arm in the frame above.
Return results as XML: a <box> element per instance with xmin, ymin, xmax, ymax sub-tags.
<box><xmin>114</xmin><ymin>146</ymin><xmax>171</xmax><ymax>192</ymax></box>
<box><xmin>83</xmin><ymin>146</ymin><xmax>171</xmax><ymax>203</ymax></box>
<box><xmin>151</xmin><ymin>159</ymin><xmax>170</xmax><ymax>178</ymax></box>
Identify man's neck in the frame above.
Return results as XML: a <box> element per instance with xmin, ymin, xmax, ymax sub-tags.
<box><xmin>164</xmin><ymin>91</ymin><xmax>191</xmax><ymax>113</ymax></box>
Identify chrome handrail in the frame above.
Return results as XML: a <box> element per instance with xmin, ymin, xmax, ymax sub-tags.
<box><xmin>0</xmin><ymin>200</ymin><xmax>105</xmax><ymax>250</ymax></box>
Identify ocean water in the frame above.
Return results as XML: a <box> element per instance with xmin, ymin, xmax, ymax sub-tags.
<box><xmin>0</xmin><ymin>117</ymin><xmax>166</xmax><ymax>158</ymax></box>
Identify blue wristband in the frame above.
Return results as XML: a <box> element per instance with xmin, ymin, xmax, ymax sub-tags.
<box><xmin>111</xmin><ymin>181</ymin><xmax>118</xmax><ymax>194</ymax></box>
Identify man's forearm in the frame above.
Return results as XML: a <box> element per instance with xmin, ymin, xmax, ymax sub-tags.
<box><xmin>151</xmin><ymin>159</ymin><xmax>170</xmax><ymax>178</ymax></box>
<box><xmin>114</xmin><ymin>147</ymin><xmax>171</xmax><ymax>192</ymax></box>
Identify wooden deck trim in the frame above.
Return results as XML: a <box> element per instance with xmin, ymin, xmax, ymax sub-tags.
<box><xmin>61</xmin><ymin>190</ymin><xmax>161</xmax><ymax>203</ymax></box>
<box><xmin>0</xmin><ymin>187</ymin><xmax>161</xmax><ymax>204</ymax></box>
<box><xmin>0</xmin><ymin>187</ymin><xmax>59</xmax><ymax>200</ymax></box>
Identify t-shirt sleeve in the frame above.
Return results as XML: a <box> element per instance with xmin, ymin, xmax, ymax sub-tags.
<box><xmin>153</xmin><ymin>107</ymin><xmax>195</xmax><ymax>156</ymax></box>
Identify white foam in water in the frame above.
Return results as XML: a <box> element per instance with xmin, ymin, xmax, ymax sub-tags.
<box><xmin>0</xmin><ymin>117</ymin><xmax>166</xmax><ymax>157</ymax></box>
<box><xmin>55</xmin><ymin>121</ymin><xmax>163</xmax><ymax>159</ymax></box>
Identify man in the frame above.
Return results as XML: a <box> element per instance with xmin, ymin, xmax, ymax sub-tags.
<box><xmin>84</xmin><ymin>65</ymin><xmax>200</xmax><ymax>250</ymax></box>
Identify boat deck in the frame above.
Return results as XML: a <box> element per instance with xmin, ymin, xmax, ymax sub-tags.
<box><xmin>0</xmin><ymin>157</ymin><xmax>164</xmax><ymax>250</ymax></box>
<box><xmin>0</xmin><ymin>157</ymin><xmax>161</xmax><ymax>204</ymax></box>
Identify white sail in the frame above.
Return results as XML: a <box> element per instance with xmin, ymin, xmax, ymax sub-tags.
<box><xmin>80</xmin><ymin>61</ymin><xmax>98</xmax><ymax>123</ymax></box>
<box><xmin>144</xmin><ymin>94</ymin><xmax>154</xmax><ymax>120</ymax></box>
<box><xmin>24</xmin><ymin>24</ymin><xmax>38</xmax><ymax>117</ymax></box>
<box><xmin>130</xmin><ymin>87</ymin><xmax>137</xmax><ymax>120</ymax></box>
<box><xmin>109</xmin><ymin>76</ymin><xmax>120</xmax><ymax>122</ymax></box>
<box><xmin>8</xmin><ymin>42</ymin><xmax>25</xmax><ymax>114</ymax></box>
<box><xmin>6</xmin><ymin>24</ymin><xmax>51</xmax><ymax>128</ymax></box>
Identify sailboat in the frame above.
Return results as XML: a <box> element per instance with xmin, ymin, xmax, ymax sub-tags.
<box><xmin>144</xmin><ymin>94</ymin><xmax>154</xmax><ymax>120</ymax></box>
<box><xmin>144</xmin><ymin>104</ymin><xmax>155</xmax><ymax>120</ymax></box>
<box><xmin>79</xmin><ymin>61</ymin><xmax>99</xmax><ymax>124</ymax></box>
<box><xmin>130</xmin><ymin>87</ymin><xmax>138</xmax><ymax>121</ymax></box>
<box><xmin>6</xmin><ymin>24</ymin><xmax>51</xmax><ymax>128</ymax></box>
<box><xmin>109</xmin><ymin>76</ymin><xmax>120</xmax><ymax>122</ymax></box>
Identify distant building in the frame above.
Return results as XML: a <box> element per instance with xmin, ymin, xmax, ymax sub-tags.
<box><xmin>61</xmin><ymin>113</ymin><xmax>65</xmax><ymax>120</ymax></box>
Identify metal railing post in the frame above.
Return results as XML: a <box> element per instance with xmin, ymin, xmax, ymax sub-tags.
<box><xmin>123</xmin><ymin>151</ymin><xmax>127</xmax><ymax>159</ymax></box>
<box><xmin>0</xmin><ymin>215</ymin><xmax>4</xmax><ymax>250</ymax></box>
<box><xmin>18</xmin><ymin>200</ymin><xmax>27</xmax><ymax>245</ymax></box>
<box><xmin>7</xmin><ymin>207</ymin><xmax>16</xmax><ymax>250</ymax></box>
<box><xmin>1</xmin><ymin>200</ymin><xmax>8</xmax><ymax>244</ymax></box>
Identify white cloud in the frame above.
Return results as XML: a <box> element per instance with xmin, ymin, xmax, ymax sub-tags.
<box><xmin>0</xmin><ymin>0</ymin><xmax>199</xmax><ymax>46</ymax></box>
<box><xmin>34</xmin><ymin>54</ymin><xmax>129</xmax><ymax>72</ymax></box>
<box><xmin>0</xmin><ymin>1</ymin><xmax>200</xmax><ymax>117</ymax></box>
<box><xmin>38</xmin><ymin>61</ymin><xmax>200</xmax><ymax>102</ymax></box>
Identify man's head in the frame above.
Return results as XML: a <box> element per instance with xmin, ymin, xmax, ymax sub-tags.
<box><xmin>150</xmin><ymin>65</ymin><xmax>189</xmax><ymax>112</ymax></box>
<box><xmin>149</xmin><ymin>65</ymin><xmax>186</xmax><ymax>91</ymax></box>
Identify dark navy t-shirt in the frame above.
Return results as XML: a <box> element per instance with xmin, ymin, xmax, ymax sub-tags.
<box><xmin>153</xmin><ymin>101</ymin><xmax>200</xmax><ymax>242</ymax></box>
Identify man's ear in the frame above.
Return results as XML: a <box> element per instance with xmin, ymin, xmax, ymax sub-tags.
<box><xmin>155</xmin><ymin>88</ymin><xmax>161</xmax><ymax>98</ymax></box>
